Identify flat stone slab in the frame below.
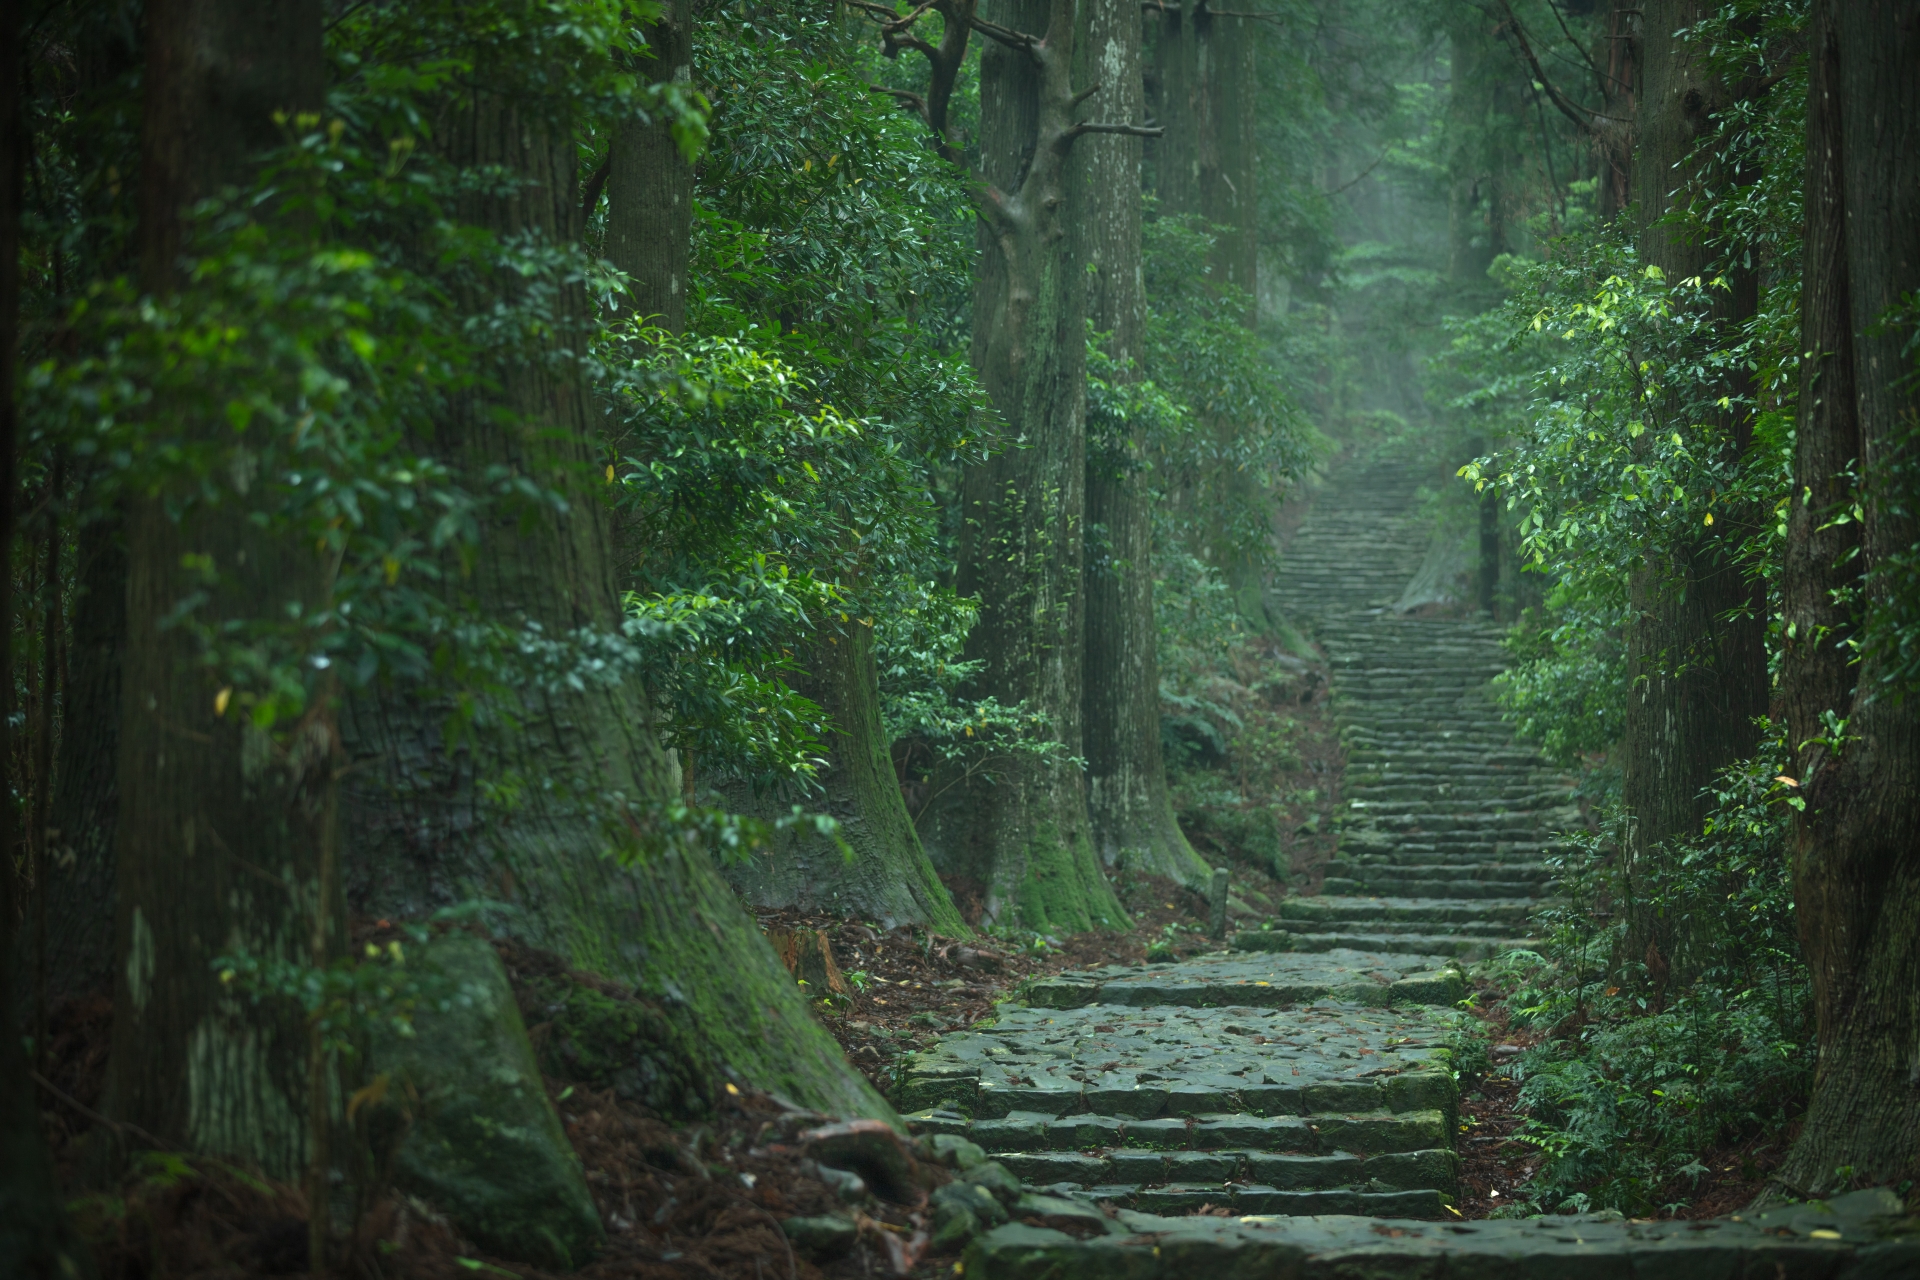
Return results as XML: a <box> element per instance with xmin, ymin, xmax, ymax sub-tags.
<box><xmin>896</xmin><ymin>1000</ymin><xmax>1460</xmax><ymax>1119</ymax></box>
<box><xmin>1026</xmin><ymin>950</ymin><xmax>1463</xmax><ymax>1010</ymax></box>
<box><xmin>964</xmin><ymin>1189</ymin><xmax>1919</xmax><ymax>1279</ymax></box>
<box><xmin>1278</xmin><ymin>895</ymin><xmax>1538</xmax><ymax>924</ymax></box>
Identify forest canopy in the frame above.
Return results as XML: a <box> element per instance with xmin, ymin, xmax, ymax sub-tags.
<box><xmin>1</xmin><ymin>0</ymin><xmax>1916</xmax><ymax>1275</ymax></box>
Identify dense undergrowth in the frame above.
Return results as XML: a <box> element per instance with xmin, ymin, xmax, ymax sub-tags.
<box><xmin>1471</xmin><ymin>739</ymin><xmax>1812</xmax><ymax>1217</ymax></box>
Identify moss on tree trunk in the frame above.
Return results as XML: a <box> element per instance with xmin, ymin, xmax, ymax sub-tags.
<box><xmin>341</xmin><ymin>72</ymin><xmax>887</xmax><ymax>1122</ymax></box>
<box><xmin>1772</xmin><ymin>0</ymin><xmax>1920</xmax><ymax>1198</ymax></box>
<box><xmin>918</xmin><ymin>0</ymin><xmax>1127</xmax><ymax>935</ymax></box>
<box><xmin>725</xmin><ymin>624</ymin><xmax>969</xmax><ymax>932</ymax></box>
<box><xmin>1078</xmin><ymin>0</ymin><xmax>1206</xmax><ymax>883</ymax></box>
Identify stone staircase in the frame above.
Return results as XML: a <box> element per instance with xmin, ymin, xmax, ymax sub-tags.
<box><xmin>899</xmin><ymin>449</ymin><xmax>1912</xmax><ymax>1276</ymax></box>
<box><xmin>1256</xmin><ymin>452</ymin><xmax>1574</xmax><ymax>961</ymax></box>
<box><xmin>898</xmin><ymin>447</ymin><xmax>1573</xmax><ymax>1228</ymax></box>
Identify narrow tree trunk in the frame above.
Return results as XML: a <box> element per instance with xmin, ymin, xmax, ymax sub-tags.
<box><xmin>725</xmin><ymin>624</ymin><xmax>969</xmax><ymax>931</ymax></box>
<box><xmin>1594</xmin><ymin>0</ymin><xmax>1639</xmax><ymax>223</ymax></box>
<box><xmin>104</xmin><ymin>0</ymin><xmax>338</xmax><ymax>1182</ymax></box>
<box><xmin>1078</xmin><ymin>0</ymin><xmax>1206</xmax><ymax>883</ymax></box>
<box><xmin>919</xmin><ymin>0</ymin><xmax>1127</xmax><ymax>933</ymax></box>
<box><xmin>605</xmin><ymin>0</ymin><xmax>691</xmax><ymax>334</ymax></box>
<box><xmin>1618</xmin><ymin>0</ymin><xmax>1770</xmax><ymax>972</ymax></box>
<box><xmin>0</xmin><ymin>0</ymin><xmax>92</xmax><ymax>1260</ymax></box>
<box><xmin>341</xmin><ymin>76</ymin><xmax>886</xmax><ymax>1119</ymax></box>
<box><xmin>1772</xmin><ymin>0</ymin><xmax>1920</xmax><ymax>1198</ymax></box>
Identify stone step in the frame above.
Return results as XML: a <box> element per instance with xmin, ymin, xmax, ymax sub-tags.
<box><xmin>1240</xmin><ymin>930</ymin><xmax>1540</xmax><ymax>960</ymax></box>
<box><xmin>1321</xmin><ymin>876</ymin><xmax>1549</xmax><ymax>899</ymax></box>
<box><xmin>1326</xmin><ymin>859</ymin><xmax>1554</xmax><ymax>882</ymax></box>
<box><xmin>1023</xmin><ymin>951</ymin><xmax>1463</xmax><ymax>1010</ymax></box>
<box><xmin>1276</xmin><ymin>893</ymin><xmax>1537</xmax><ymax>919</ymax></box>
<box><xmin>894</xmin><ymin>1000</ymin><xmax>1460</xmax><ymax>1121</ymax></box>
<box><xmin>959</xmin><ymin>1190</ymin><xmax>1909</xmax><ymax>1278</ymax></box>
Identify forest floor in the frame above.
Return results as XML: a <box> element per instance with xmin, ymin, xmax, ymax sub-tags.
<box><xmin>25</xmin><ymin>625</ymin><xmax>1784</xmax><ymax>1279</ymax></box>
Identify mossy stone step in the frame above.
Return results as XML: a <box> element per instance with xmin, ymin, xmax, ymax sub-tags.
<box><xmin>894</xmin><ymin>1000</ymin><xmax>1461</xmax><ymax>1120</ymax></box>
<box><xmin>1321</xmin><ymin>876</ymin><xmax>1550</xmax><ymax>900</ymax></box>
<box><xmin>1277</xmin><ymin>896</ymin><xmax>1537</xmax><ymax>925</ymax></box>
<box><xmin>923</xmin><ymin>1109</ymin><xmax>1450</xmax><ymax>1159</ymax></box>
<box><xmin>959</xmin><ymin>1189</ymin><xmax>1915</xmax><ymax>1279</ymax></box>
<box><xmin>1024</xmin><ymin>951</ymin><xmax>1462</xmax><ymax>1010</ymax></box>
<box><xmin>1239</xmin><ymin>930</ymin><xmax>1540</xmax><ymax>960</ymax></box>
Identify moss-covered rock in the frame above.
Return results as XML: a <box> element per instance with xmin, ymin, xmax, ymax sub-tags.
<box><xmin>500</xmin><ymin>939</ymin><xmax>711</xmax><ymax>1120</ymax></box>
<box><xmin>372</xmin><ymin>933</ymin><xmax>604</xmax><ymax>1270</ymax></box>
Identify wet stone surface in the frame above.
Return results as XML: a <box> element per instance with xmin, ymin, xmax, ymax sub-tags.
<box><xmin>1024</xmin><ymin>949</ymin><xmax>1464</xmax><ymax>1009</ymax></box>
<box><xmin>961</xmin><ymin>1189</ymin><xmax>1920</xmax><ymax>1280</ymax></box>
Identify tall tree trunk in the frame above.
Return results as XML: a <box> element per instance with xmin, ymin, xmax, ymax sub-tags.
<box><xmin>341</xmin><ymin>65</ymin><xmax>887</xmax><ymax>1119</ymax></box>
<box><xmin>1773</xmin><ymin>0</ymin><xmax>1920</xmax><ymax>1198</ymax></box>
<box><xmin>605</xmin><ymin>0</ymin><xmax>691</xmax><ymax>334</ymax></box>
<box><xmin>1594</xmin><ymin>0</ymin><xmax>1640</xmax><ymax>223</ymax></box>
<box><xmin>919</xmin><ymin>0</ymin><xmax>1127</xmax><ymax>933</ymax></box>
<box><xmin>1149</xmin><ymin>2</ymin><xmax>1272</xmax><ymax>628</ymax></box>
<box><xmin>725</xmin><ymin>623</ymin><xmax>968</xmax><ymax>931</ymax></box>
<box><xmin>1078</xmin><ymin>0</ymin><xmax>1206</xmax><ymax>883</ymax></box>
<box><xmin>1</xmin><ymin>0</ymin><xmax>92</xmax><ymax>1261</ymax></box>
<box><xmin>627</xmin><ymin>8</ymin><xmax>967</xmax><ymax>933</ymax></box>
<box><xmin>104</xmin><ymin>0</ymin><xmax>339</xmax><ymax>1182</ymax></box>
<box><xmin>1618</xmin><ymin>0</ymin><xmax>1769</xmax><ymax>973</ymax></box>
<box><xmin>34</xmin><ymin>519</ymin><xmax>123</xmax><ymax>1010</ymax></box>
<box><xmin>10</xmin><ymin>9</ymin><xmax>142</xmax><ymax>1025</ymax></box>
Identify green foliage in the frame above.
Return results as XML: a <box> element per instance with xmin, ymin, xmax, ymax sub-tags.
<box><xmin>1493</xmin><ymin>594</ymin><xmax>1625</xmax><ymax>779</ymax></box>
<box><xmin>1140</xmin><ymin>210</ymin><xmax>1315</xmax><ymax>571</ymax></box>
<box><xmin>1485</xmin><ymin>737</ymin><xmax>1813</xmax><ymax>1217</ymax></box>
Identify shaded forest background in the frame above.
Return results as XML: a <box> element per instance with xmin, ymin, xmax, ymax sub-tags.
<box><xmin>1</xmin><ymin>0</ymin><xmax>1916</xmax><ymax>1274</ymax></box>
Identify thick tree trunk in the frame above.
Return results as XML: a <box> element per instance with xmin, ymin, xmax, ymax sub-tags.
<box><xmin>1</xmin><ymin>0</ymin><xmax>92</xmax><ymax>1261</ymax></box>
<box><xmin>9</xmin><ymin>13</ymin><xmax>141</xmax><ymax>1026</ymax></box>
<box><xmin>919</xmin><ymin>0</ymin><xmax>1126</xmax><ymax>933</ymax></box>
<box><xmin>634</xmin><ymin>10</ymin><xmax>966</xmax><ymax>933</ymax></box>
<box><xmin>1618</xmin><ymin>0</ymin><xmax>1770</xmax><ymax>973</ymax></box>
<box><xmin>605</xmin><ymin>0</ymin><xmax>691</xmax><ymax>334</ymax></box>
<box><xmin>1077</xmin><ymin>0</ymin><xmax>1206</xmax><ymax>883</ymax></box>
<box><xmin>341</xmin><ymin>79</ymin><xmax>886</xmax><ymax>1119</ymax></box>
<box><xmin>724</xmin><ymin>624</ymin><xmax>969</xmax><ymax>932</ymax></box>
<box><xmin>1772</xmin><ymin>0</ymin><xmax>1920</xmax><ymax>1199</ymax></box>
<box><xmin>32</xmin><ymin>519</ymin><xmax>123</xmax><ymax>1010</ymax></box>
<box><xmin>103</xmin><ymin>0</ymin><xmax>338</xmax><ymax>1182</ymax></box>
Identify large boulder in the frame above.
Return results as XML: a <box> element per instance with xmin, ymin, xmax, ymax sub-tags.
<box><xmin>373</xmin><ymin>933</ymin><xmax>604</xmax><ymax>1270</ymax></box>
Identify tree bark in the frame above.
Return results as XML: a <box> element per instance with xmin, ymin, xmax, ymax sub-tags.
<box><xmin>724</xmin><ymin>623</ymin><xmax>969</xmax><ymax>931</ymax></box>
<box><xmin>340</xmin><ymin>70</ymin><xmax>886</xmax><ymax>1119</ymax></box>
<box><xmin>0</xmin><ymin>0</ymin><xmax>93</xmax><ymax>1260</ymax></box>
<box><xmin>1772</xmin><ymin>0</ymin><xmax>1920</xmax><ymax>1199</ymax></box>
<box><xmin>34</xmin><ymin>519</ymin><xmax>123</xmax><ymax>1011</ymax></box>
<box><xmin>103</xmin><ymin>0</ymin><xmax>339</xmax><ymax>1182</ymax></box>
<box><xmin>1594</xmin><ymin>0</ymin><xmax>1640</xmax><ymax>223</ymax></box>
<box><xmin>648</xmin><ymin>7</ymin><xmax>967</xmax><ymax>933</ymax></box>
<box><xmin>1077</xmin><ymin>0</ymin><xmax>1206</xmax><ymax>883</ymax></box>
<box><xmin>919</xmin><ymin>0</ymin><xmax>1127</xmax><ymax>933</ymax></box>
<box><xmin>604</xmin><ymin>0</ymin><xmax>692</xmax><ymax>334</ymax></box>
<box><xmin>8</xmin><ymin>9</ymin><xmax>142</xmax><ymax>1026</ymax></box>
<box><xmin>1618</xmin><ymin>0</ymin><xmax>1770</xmax><ymax>974</ymax></box>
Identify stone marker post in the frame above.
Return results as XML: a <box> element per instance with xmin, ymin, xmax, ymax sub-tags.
<box><xmin>1209</xmin><ymin>866</ymin><xmax>1230</xmax><ymax>939</ymax></box>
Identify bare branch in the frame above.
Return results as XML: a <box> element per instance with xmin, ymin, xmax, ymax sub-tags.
<box><xmin>869</xmin><ymin>83</ymin><xmax>931</xmax><ymax>123</ymax></box>
<box><xmin>969</xmin><ymin>14</ymin><xmax>1040</xmax><ymax>54</ymax></box>
<box><xmin>1067</xmin><ymin>121</ymin><xmax>1165</xmax><ymax>141</ymax></box>
<box><xmin>1068</xmin><ymin>82</ymin><xmax>1101</xmax><ymax>112</ymax></box>
<box><xmin>1326</xmin><ymin>148</ymin><xmax>1387</xmax><ymax>195</ymax></box>
<box><xmin>1494</xmin><ymin>0</ymin><xmax>1611</xmax><ymax>134</ymax></box>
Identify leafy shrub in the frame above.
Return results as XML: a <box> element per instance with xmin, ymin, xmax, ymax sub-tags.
<box><xmin>1486</xmin><ymin>736</ymin><xmax>1813</xmax><ymax>1217</ymax></box>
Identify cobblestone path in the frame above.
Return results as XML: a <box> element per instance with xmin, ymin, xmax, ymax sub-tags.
<box><xmin>905</xmin><ymin>453</ymin><xmax>1912</xmax><ymax>1274</ymax></box>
